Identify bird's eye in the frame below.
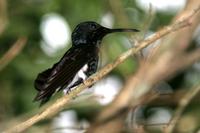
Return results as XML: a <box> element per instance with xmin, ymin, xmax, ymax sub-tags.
<box><xmin>90</xmin><ymin>24</ymin><xmax>97</xmax><ymax>30</ymax></box>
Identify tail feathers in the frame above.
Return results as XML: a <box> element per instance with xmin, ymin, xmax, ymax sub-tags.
<box><xmin>34</xmin><ymin>69</ymin><xmax>52</xmax><ymax>91</ymax></box>
<box><xmin>34</xmin><ymin>88</ymin><xmax>55</xmax><ymax>106</ymax></box>
<box><xmin>34</xmin><ymin>68</ymin><xmax>56</xmax><ymax>105</ymax></box>
<box><xmin>39</xmin><ymin>97</ymin><xmax>50</xmax><ymax>106</ymax></box>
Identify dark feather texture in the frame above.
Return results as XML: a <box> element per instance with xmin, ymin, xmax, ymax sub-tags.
<box><xmin>34</xmin><ymin>45</ymin><xmax>98</xmax><ymax>105</ymax></box>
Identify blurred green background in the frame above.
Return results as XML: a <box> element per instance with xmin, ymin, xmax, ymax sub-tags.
<box><xmin>1</xmin><ymin>0</ymin><xmax>199</xmax><ymax>132</ymax></box>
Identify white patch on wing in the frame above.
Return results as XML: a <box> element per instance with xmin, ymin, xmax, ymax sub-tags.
<box><xmin>63</xmin><ymin>64</ymin><xmax>88</xmax><ymax>94</ymax></box>
<box><xmin>78</xmin><ymin>64</ymin><xmax>88</xmax><ymax>79</ymax></box>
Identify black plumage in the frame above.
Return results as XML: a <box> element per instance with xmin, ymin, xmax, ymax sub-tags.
<box><xmin>34</xmin><ymin>21</ymin><xmax>139</xmax><ymax>105</ymax></box>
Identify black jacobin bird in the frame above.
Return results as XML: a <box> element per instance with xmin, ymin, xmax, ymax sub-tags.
<box><xmin>34</xmin><ymin>21</ymin><xmax>139</xmax><ymax>105</ymax></box>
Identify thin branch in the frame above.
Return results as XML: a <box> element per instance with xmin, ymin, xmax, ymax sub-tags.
<box><xmin>108</xmin><ymin>0</ymin><xmax>130</xmax><ymax>27</ymax></box>
<box><xmin>141</xmin><ymin>3</ymin><xmax>155</xmax><ymax>40</ymax></box>
<box><xmin>149</xmin><ymin>89</ymin><xmax>200</xmax><ymax>107</ymax></box>
<box><xmin>3</xmin><ymin>6</ymin><xmax>199</xmax><ymax>133</ymax></box>
<box><xmin>0</xmin><ymin>0</ymin><xmax>7</xmax><ymax>35</ymax></box>
<box><xmin>0</xmin><ymin>37</ymin><xmax>27</xmax><ymax>71</ymax></box>
<box><xmin>165</xmin><ymin>84</ymin><xmax>200</xmax><ymax>133</ymax></box>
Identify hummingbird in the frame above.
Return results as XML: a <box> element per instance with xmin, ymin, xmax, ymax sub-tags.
<box><xmin>34</xmin><ymin>21</ymin><xmax>139</xmax><ymax>105</ymax></box>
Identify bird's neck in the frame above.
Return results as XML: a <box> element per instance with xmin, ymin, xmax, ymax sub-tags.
<box><xmin>72</xmin><ymin>40</ymin><xmax>102</xmax><ymax>48</ymax></box>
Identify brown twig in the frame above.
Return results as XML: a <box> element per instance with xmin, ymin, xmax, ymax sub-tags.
<box><xmin>0</xmin><ymin>37</ymin><xmax>27</xmax><ymax>71</ymax></box>
<box><xmin>165</xmin><ymin>84</ymin><xmax>200</xmax><ymax>133</ymax></box>
<box><xmin>108</xmin><ymin>0</ymin><xmax>130</xmax><ymax>27</ymax></box>
<box><xmin>0</xmin><ymin>0</ymin><xmax>7</xmax><ymax>35</ymax></box>
<box><xmin>2</xmin><ymin>6</ymin><xmax>199</xmax><ymax>133</ymax></box>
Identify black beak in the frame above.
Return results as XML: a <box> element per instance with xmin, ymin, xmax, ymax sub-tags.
<box><xmin>101</xmin><ymin>27</ymin><xmax>139</xmax><ymax>37</ymax></box>
<box><xmin>97</xmin><ymin>27</ymin><xmax>140</xmax><ymax>39</ymax></box>
<box><xmin>109</xmin><ymin>28</ymin><xmax>140</xmax><ymax>33</ymax></box>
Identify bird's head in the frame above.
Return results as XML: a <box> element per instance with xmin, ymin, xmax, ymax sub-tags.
<box><xmin>71</xmin><ymin>21</ymin><xmax>139</xmax><ymax>46</ymax></box>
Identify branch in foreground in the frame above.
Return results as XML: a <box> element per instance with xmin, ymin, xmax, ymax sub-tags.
<box><xmin>0</xmin><ymin>0</ymin><xmax>7</xmax><ymax>35</ymax></box>
<box><xmin>3</xmin><ymin>7</ymin><xmax>199</xmax><ymax>133</ymax></box>
<box><xmin>165</xmin><ymin>84</ymin><xmax>200</xmax><ymax>133</ymax></box>
<box><xmin>87</xmin><ymin>5</ymin><xmax>200</xmax><ymax>133</ymax></box>
<box><xmin>0</xmin><ymin>37</ymin><xmax>27</xmax><ymax>71</ymax></box>
<box><xmin>88</xmin><ymin>48</ymin><xmax>200</xmax><ymax>132</ymax></box>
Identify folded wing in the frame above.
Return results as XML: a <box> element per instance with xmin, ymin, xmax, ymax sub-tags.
<box><xmin>34</xmin><ymin>45</ymin><xmax>97</xmax><ymax>105</ymax></box>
